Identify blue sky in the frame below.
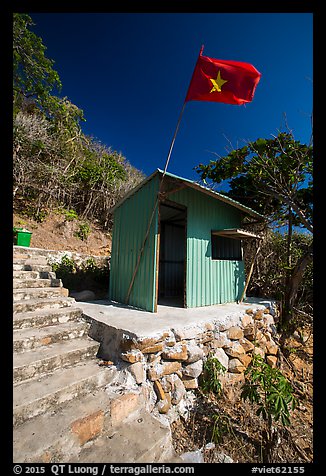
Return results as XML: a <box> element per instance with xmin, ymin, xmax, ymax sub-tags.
<box><xmin>29</xmin><ymin>12</ymin><xmax>313</xmax><ymax>187</ymax></box>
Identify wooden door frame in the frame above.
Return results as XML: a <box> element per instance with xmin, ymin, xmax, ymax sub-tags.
<box><xmin>154</xmin><ymin>199</ymin><xmax>187</xmax><ymax>311</ymax></box>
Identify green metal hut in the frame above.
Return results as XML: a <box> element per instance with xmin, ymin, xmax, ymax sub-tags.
<box><xmin>109</xmin><ymin>169</ymin><xmax>264</xmax><ymax>312</ymax></box>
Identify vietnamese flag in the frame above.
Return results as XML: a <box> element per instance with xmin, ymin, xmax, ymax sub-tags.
<box><xmin>185</xmin><ymin>48</ymin><xmax>261</xmax><ymax>105</ymax></box>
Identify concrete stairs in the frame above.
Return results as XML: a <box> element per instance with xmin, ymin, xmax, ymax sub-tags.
<box><xmin>13</xmin><ymin>247</ymin><xmax>175</xmax><ymax>464</ymax></box>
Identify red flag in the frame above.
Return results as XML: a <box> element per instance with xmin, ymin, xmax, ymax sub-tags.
<box><xmin>185</xmin><ymin>47</ymin><xmax>261</xmax><ymax>105</ymax></box>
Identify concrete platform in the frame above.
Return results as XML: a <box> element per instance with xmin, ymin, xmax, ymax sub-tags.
<box><xmin>78</xmin><ymin>297</ymin><xmax>275</xmax><ymax>340</ymax></box>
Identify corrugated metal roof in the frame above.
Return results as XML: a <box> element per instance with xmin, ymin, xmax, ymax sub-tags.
<box><xmin>212</xmin><ymin>228</ymin><xmax>263</xmax><ymax>239</ymax></box>
<box><xmin>110</xmin><ymin>169</ymin><xmax>265</xmax><ymax>220</ymax></box>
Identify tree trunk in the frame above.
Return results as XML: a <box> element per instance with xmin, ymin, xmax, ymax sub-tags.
<box><xmin>282</xmin><ymin>242</ymin><xmax>313</xmax><ymax>331</ymax></box>
<box><xmin>288</xmin><ymin>242</ymin><xmax>313</xmax><ymax>308</ymax></box>
<box><xmin>282</xmin><ymin>208</ymin><xmax>293</xmax><ymax>328</ymax></box>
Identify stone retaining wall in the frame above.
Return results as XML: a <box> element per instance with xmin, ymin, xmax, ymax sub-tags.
<box><xmin>111</xmin><ymin>305</ymin><xmax>280</xmax><ymax>416</ymax></box>
<box><xmin>13</xmin><ymin>245</ymin><xmax>109</xmax><ymax>269</ymax></box>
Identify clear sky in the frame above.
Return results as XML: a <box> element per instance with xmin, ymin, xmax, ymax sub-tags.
<box><xmin>29</xmin><ymin>12</ymin><xmax>313</xmax><ymax>186</ymax></box>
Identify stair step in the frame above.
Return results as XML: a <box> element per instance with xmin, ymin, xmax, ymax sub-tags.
<box><xmin>13</xmin><ymin>253</ymin><xmax>32</xmax><ymax>260</ymax></box>
<box><xmin>13</xmin><ymin>360</ymin><xmax>116</xmax><ymax>426</ymax></box>
<box><xmin>13</xmin><ymin>258</ymin><xmax>33</xmax><ymax>266</ymax></box>
<box><xmin>13</xmin><ymin>270</ymin><xmax>56</xmax><ymax>280</ymax></box>
<box><xmin>13</xmin><ymin>296</ymin><xmax>75</xmax><ymax>314</ymax></box>
<box><xmin>13</xmin><ymin>321</ymin><xmax>89</xmax><ymax>352</ymax></box>
<box><xmin>13</xmin><ymin>270</ymin><xmax>40</xmax><ymax>279</ymax></box>
<box><xmin>13</xmin><ymin>388</ymin><xmax>114</xmax><ymax>463</ymax></box>
<box><xmin>13</xmin><ymin>246</ymin><xmax>53</xmax><ymax>258</ymax></box>
<box><xmin>13</xmin><ymin>337</ymin><xmax>100</xmax><ymax>383</ymax></box>
<box><xmin>13</xmin><ymin>306</ymin><xmax>82</xmax><ymax>330</ymax></box>
<box><xmin>13</xmin><ymin>287</ymin><xmax>68</xmax><ymax>301</ymax></box>
<box><xmin>13</xmin><ymin>263</ymin><xmax>53</xmax><ymax>272</ymax></box>
<box><xmin>70</xmin><ymin>411</ymin><xmax>173</xmax><ymax>463</ymax></box>
<box><xmin>13</xmin><ymin>257</ymin><xmax>48</xmax><ymax>266</ymax></box>
<box><xmin>13</xmin><ymin>263</ymin><xmax>28</xmax><ymax>271</ymax></box>
<box><xmin>13</xmin><ymin>278</ymin><xmax>62</xmax><ymax>289</ymax></box>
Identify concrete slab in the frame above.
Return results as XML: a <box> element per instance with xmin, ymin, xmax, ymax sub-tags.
<box><xmin>78</xmin><ymin>297</ymin><xmax>275</xmax><ymax>340</ymax></box>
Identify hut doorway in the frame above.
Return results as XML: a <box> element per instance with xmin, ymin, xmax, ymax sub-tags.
<box><xmin>157</xmin><ymin>202</ymin><xmax>187</xmax><ymax>308</ymax></box>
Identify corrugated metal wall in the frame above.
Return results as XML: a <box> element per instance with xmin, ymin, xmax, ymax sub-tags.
<box><xmin>109</xmin><ymin>175</ymin><xmax>159</xmax><ymax>312</ymax></box>
<box><xmin>168</xmin><ymin>187</ymin><xmax>245</xmax><ymax>308</ymax></box>
<box><xmin>110</xmin><ymin>173</ymin><xmax>246</xmax><ymax>312</ymax></box>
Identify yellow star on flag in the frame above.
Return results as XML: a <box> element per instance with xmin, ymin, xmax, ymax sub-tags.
<box><xmin>210</xmin><ymin>70</ymin><xmax>228</xmax><ymax>93</ymax></box>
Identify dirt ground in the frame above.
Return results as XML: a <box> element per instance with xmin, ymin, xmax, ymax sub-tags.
<box><xmin>13</xmin><ymin>212</ymin><xmax>111</xmax><ymax>257</ymax></box>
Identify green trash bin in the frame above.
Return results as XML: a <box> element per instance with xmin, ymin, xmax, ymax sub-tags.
<box><xmin>13</xmin><ymin>227</ymin><xmax>32</xmax><ymax>247</ymax></box>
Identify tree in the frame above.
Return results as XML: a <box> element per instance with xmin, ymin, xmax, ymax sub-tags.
<box><xmin>195</xmin><ymin>131</ymin><xmax>313</xmax><ymax>330</ymax></box>
<box><xmin>13</xmin><ymin>13</ymin><xmax>61</xmax><ymax>114</ymax></box>
<box><xmin>241</xmin><ymin>354</ymin><xmax>297</xmax><ymax>463</ymax></box>
<box><xmin>13</xmin><ymin>14</ymin><xmax>85</xmax><ymax>122</ymax></box>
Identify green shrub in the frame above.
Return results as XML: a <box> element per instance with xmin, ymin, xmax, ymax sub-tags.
<box><xmin>241</xmin><ymin>353</ymin><xmax>297</xmax><ymax>462</ymax></box>
<box><xmin>241</xmin><ymin>353</ymin><xmax>297</xmax><ymax>426</ymax></box>
<box><xmin>200</xmin><ymin>355</ymin><xmax>226</xmax><ymax>396</ymax></box>
<box><xmin>33</xmin><ymin>209</ymin><xmax>48</xmax><ymax>223</ymax></box>
<box><xmin>51</xmin><ymin>254</ymin><xmax>109</xmax><ymax>296</ymax></box>
<box><xmin>75</xmin><ymin>222</ymin><xmax>91</xmax><ymax>241</ymax></box>
<box><xmin>211</xmin><ymin>413</ymin><xmax>234</xmax><ymax>444</ymax></box>
<box><xmin>52</xmin><ymin>255</ymin><xmax>76</xmax><ymax>274</ymax></box>
<box><xmin>62</xmin><ymin>208</ymin><xmax>79</xmax><ymax>221</ymax></box>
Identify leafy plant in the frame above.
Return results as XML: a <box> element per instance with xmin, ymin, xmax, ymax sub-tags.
<box><xmin>33</xmin><ymin>209</ymin><xmax>48</xmax><ymax>223</ymax></box>
<box><xmin>200</xmin><ymin>355</ymin><xmax>226</xmax><ymax>396</ymax></box>
<box><xmin>211</xmin><ymin>413</ymin><xmax>234</xmax><ymax>444</ymax></box>
<box><xmin>62</xmin><ymin>208</ymin><xmax>79</xmax><ymax>221</ymax></box>
<box><xmin>81</xmin><ymin>257</ymin><xmax>96</xmax><ymax>270</ymax></box>
<box><xmin>74</xmin><ymin>151</ymin><xmax>127</xmax><ymax>190</ymax></box>
<box><xmin>75</xmin><ymin>222</ymin><xmax>91</xmax><ymax>241</ymax></box>
<box><xmin>13</xmin><ymin>13</ymin><xmax>62</xmax><ymax>115</ymax></box>
<box><xmin>241</xmin><ymin>353</ymin><xmax>297</xmax><ymax>462</ymax></box>
<box><xmin>52</xmin><ymin>255</ymin><xmax>76</xmax><ymax>274</ymax></box>
<box><xmin>51</xmin><ymin>254</ymin><xmax>109</xmax><ymax>296</ymax></box>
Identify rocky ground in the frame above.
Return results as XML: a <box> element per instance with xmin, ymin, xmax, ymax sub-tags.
<box><xmin>12</xmin><ymin>212</ymin><xmax>314</xmax><ymax>464</ymax></box>
<box><xmin>171</xmin><ymin>324</ymin><xmax>313</xmax><ymax>463</ymax></box>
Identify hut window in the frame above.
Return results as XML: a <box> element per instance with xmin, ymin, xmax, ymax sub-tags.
<box><xmin>211</xmin><ymin>234</ymin><xmax>242</xmax><ymax>260</ymax></box>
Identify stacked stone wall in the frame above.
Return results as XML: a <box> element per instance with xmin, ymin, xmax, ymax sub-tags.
<box><xmin>116</xmin><ymin>305</ymin><xmax>280</xmax><ymax>415</ymax></box>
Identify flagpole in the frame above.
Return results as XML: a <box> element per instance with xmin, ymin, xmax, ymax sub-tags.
<box><xmin>163</xmin><ymin>101</ymin><xmax>186</xmax><ymax>175</ymax></box>
<box><xmin>126</xmin><ymin>46</ymin><xmax>203</xmax><ymax>304</ymax></box>
<box><xmin>162</xmin><ymin>45</ymin><xmax>204</xmax><ymax>176</ymax></box>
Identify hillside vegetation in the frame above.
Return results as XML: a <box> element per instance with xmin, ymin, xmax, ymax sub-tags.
<box><xmin>13</xmin><ymin>13</ymin><xmax>144</xmax><ymax>231</ymax></box>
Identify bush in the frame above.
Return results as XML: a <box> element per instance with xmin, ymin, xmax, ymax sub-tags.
<box><xmin>13</xmin><ymin>111</ymin><xmax>145</xmax><ymax>230</ymax></box>
<box><xmin>200</xmin><ymin>355</ymin><xmax>226</xmax><ymax>396</ymax></box>
<box><xmin>244</xmin><ymin>231</ymin><xmax>312</xmax><ymax>306</ymax></box>
<box><xmin>241</xmin><ymin>353</ymin><xmax>297</xmax><ymax>462</ymax></box>
<box><xmin>74</xmin><ymin>222</ymin><xmax>91</xmax><ymax>241</ymax></box>
<box><xmin>52</xmin><ymin>255</ymin><xmax>109</xmax><ymax>297</ymax></box>
<box><xmin>62</xmin><ymin>208</ymin><xmax>79</xmax><ymax>221</ymax></box>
